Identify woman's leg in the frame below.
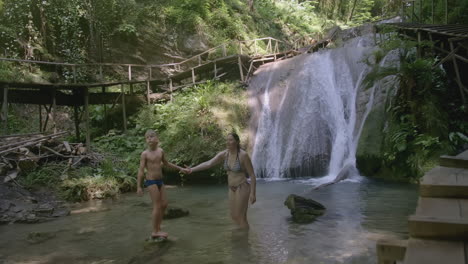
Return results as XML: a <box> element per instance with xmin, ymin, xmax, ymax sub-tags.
<box><xmin>231</xmin><ymin>183</ymin><xmax>251</xmax><ymax>228</ymax></box>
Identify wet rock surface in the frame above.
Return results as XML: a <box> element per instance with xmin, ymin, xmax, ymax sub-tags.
<box><xmin>164</xmin><ymin>207</ymin><xmax>189</xmax><ymax>219</ymax></box>
<box><xmin>284</xmin><ymin>194</ymin><xmax>326</xmax><ymax>223</ymax></box>
<box><xmin>0</xmin><ymin>175</ymin><xmax>70</xmax><ymax>224</ymax></box>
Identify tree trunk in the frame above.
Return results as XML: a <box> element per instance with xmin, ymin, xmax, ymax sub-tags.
<box><xmin>248</xmin><ymin>0</ymin><xmax>254</xmax><ymax>12</ymax></box>
<box><xmin>348</xmin><ymin>0</ymin><xmax>359</xmax><ymax>22</ymax></box>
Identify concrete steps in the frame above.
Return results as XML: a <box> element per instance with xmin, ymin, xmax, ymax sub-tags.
<box><xmin>376</xmin><ymin>239</ymin><xmax>407</xmax><ymax>264</ymax></box>
<box><xmin>420</xmin><ymin>166</ymin><xmax>468</xmax><ymax>198</ymax></box>
<box><xmin>408</xmin><ymin>197</ymin><xmax>468</xmax><ymax>240</ymax></box>
<box><xmin>377</xmin><ymin>150</ymin><xmax>468</xmax><ymax>264</ymax></box>
<box><xmin>439</xmin><ymin>150</ymin><xmax>468</xmax><ymax>169</ymax></box>
<box><xmin>403</xmin><ymin>238</ymin><xmax>467</xmax><ymax>264</ymax></box>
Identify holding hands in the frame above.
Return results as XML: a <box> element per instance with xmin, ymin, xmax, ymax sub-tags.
<box><xmin>180</xmin><ymin>166</ymin><xmax>192</xmax><ymax>175</ymax></box>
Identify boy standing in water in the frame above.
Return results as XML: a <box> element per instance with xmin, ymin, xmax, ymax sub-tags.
<box><xmin>137</xmin><ymin>130</ymin><xmax>183</xmax><ymax>238</ymax></box>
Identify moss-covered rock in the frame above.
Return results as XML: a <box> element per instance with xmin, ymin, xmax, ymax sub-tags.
<box><xmin>284</xmin><ymin>194</ymin><xmax>325</xmax><ymax>223</ymax></box>
<box><xmin>356</xmin><ymin>104</ymin><xmax>386</xmax><ymax>177</ymax></box>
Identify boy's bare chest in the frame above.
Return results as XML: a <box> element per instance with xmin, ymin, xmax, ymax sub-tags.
<box><xmin>146</xmin><ymin>152</ymin><xmax>162</xmax><ymax>164</ymax></box>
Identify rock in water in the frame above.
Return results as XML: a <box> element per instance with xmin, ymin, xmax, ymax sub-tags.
<box><xmin>26</xmin><ymin>231</ymin><xmax>57</xmax><ymax>244</ymax></box>
<box><xmin>284</xmin><ymin>194</ymin><xmax>326</xmax><ymax>223</ymax></box>
<box><xmin>163</xmin><ymin>207</ymin><xmax>189</xmax><ymax>219</ymax></box>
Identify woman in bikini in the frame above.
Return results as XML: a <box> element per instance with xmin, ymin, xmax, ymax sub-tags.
<box><xmin>183</xmin><ymin>133</ymin><xmax>256</xmax><ymax>228</ymax></box>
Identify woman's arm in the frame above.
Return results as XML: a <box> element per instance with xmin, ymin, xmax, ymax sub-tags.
<box><xmin>190</xmin><ymin>151</ymin><xmax>226</xmax><ymax>173</ymax></box>
<box><xmin>242</xmin><ymin>151</ymin><xmax>256</xmax><ymax>204</ymax></box>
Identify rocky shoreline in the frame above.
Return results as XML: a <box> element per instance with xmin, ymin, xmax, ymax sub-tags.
<box><xmin>0</xmin><ymin>175</ymin><xmax>70</xmax><ymax>224</ymax></box>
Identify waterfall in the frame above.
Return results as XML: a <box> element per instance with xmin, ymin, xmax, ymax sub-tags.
<box><xmin>248</xmin><ymin>35</ymin><xmax>380</xmax><ymax>180</ymax></box>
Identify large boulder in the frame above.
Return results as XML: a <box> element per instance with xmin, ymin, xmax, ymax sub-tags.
<box><xmin>284</xmin><ymin>194</ymin><xmax>325</xmax><ymax>223</ymax></box>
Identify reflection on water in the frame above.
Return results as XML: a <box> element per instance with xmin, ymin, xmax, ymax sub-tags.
<box><xmin>0</xmin><ymin>179</ymin><xmax>417</xmax><ymax>264</ymax></box>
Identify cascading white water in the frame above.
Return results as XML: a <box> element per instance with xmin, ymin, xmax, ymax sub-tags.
<box><xmin>248</xmin><ymin>35</ymin><xmax>381</xmax><ymax>180</ymax></box>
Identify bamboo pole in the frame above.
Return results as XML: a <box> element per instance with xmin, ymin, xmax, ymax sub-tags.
<box><xmin>84</xmin><ymin>87</ymin><xmax>91</xmax><ymax>149</ymax></box>
<box><xmin>121</xmin><ymin>84</ymin><xmax>127</xmax><ymax>133</ymax></box>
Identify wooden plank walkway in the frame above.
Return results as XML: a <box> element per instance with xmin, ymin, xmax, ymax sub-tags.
<box><xmin>377</xmin><ymin>149</ymin><xmax>468</xmax><ymax>264</ymax></box>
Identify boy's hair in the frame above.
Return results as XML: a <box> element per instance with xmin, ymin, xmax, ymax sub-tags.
<box><xmin>145</xmin><ymin>129</ymin><xmax>158</xmax><ymax>138</ymax></box>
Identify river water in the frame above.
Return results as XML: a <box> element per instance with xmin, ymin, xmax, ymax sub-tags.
<box><xmin>0</xmin><ymin>178</ymin><xmax>417</xmax><ymax>264</ymax></box>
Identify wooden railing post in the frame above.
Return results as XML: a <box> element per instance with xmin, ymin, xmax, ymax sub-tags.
<box><xmin>254</xmin><ymin>39</ymin><xmax>258</xmax><ymax>56</ymax></box>
<box><xmin>450</xmin><ymin>41</ymin><xmax>466</xmax><ymax>104</ymax></box>
<box><xmin>51</xmin><ymin>89</ymin><xmax>56</xmax><ymax>134</ymax></box>
<box><xmin>147</xmin><ymin>67</ymin><xmax>151</xmax><ymax>105</ymax></box>
<box><xmin>72</xmin><ymin>65</ymin><xmax>77</xmax><ymax>83</ymax></box>
<box><xmin>84</xmin><ymin>87</ymin><xmax>91</xmax><ymax>149</ymax></box>
<box><xmin>121</xmin><ymin>84</ymin><xmax>127</xmax><ymax>133</ymax></box>
<box><xmin>238</xmin><ymin>55</ymin><xmax>244</xmax><ymax>82</ymax></box>
<box><xmin>222</xmin><ymin>43</ymin><xmax>227</xmax><ymax>57</ymax></box>
<box><xmin>192</xmin><ymin>68</ymin><xmax>196</xmax><ymax>84</ymax></box>
<box><xmin>39</xmin><ymin>105</ymin><xmax>42</xmax><ymax>133</ymax></box>
<box><xmin>214</xmin><ymin>62</ymin><xmax>217</xmax><ymax>78</ymax></box>
<box><xmin>2</xmin><ymin>85</ymin><xmax>8</xmax><ymax>134</ymax></box>
<box><xmin>99</xmin><ymin>65</ymin><xmax>103</xmax><ymax>81</ymax></box>
<box><xmin>169</xmin><ymin>78</ymin><xmax>173</xmax><ymax>102</ymax></box>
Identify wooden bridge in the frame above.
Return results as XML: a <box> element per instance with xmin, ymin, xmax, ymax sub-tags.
<box><xmin>0</xmin><ymin>36</ymin><xmax>332</xmax><ymax>147</ymax></box>
<box><xmin>376</xmin><ymin>23</ymin><xmax>468</xmax><ymax>104</ymax></box>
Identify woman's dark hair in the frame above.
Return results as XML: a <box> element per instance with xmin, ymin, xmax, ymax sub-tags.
<box><xmin>228</xmin><ymin>132</ymin><xmax>240</xmax><ymax>151</ymax></box>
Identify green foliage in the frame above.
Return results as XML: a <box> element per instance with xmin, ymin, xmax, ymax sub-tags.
<box><xmin>19</xmin><ymin>162</ymin><xmax>65</xmax><ymax>189</ymax></box>
<box><xmin>95</xmin><ymin>81</ymin><xmax>249</xmax><ymax>182</ymax></box>
<box><xmin>365</xmin><ymin>36</ymin><xmax>468</xmax><ymax>181</ymax></box>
